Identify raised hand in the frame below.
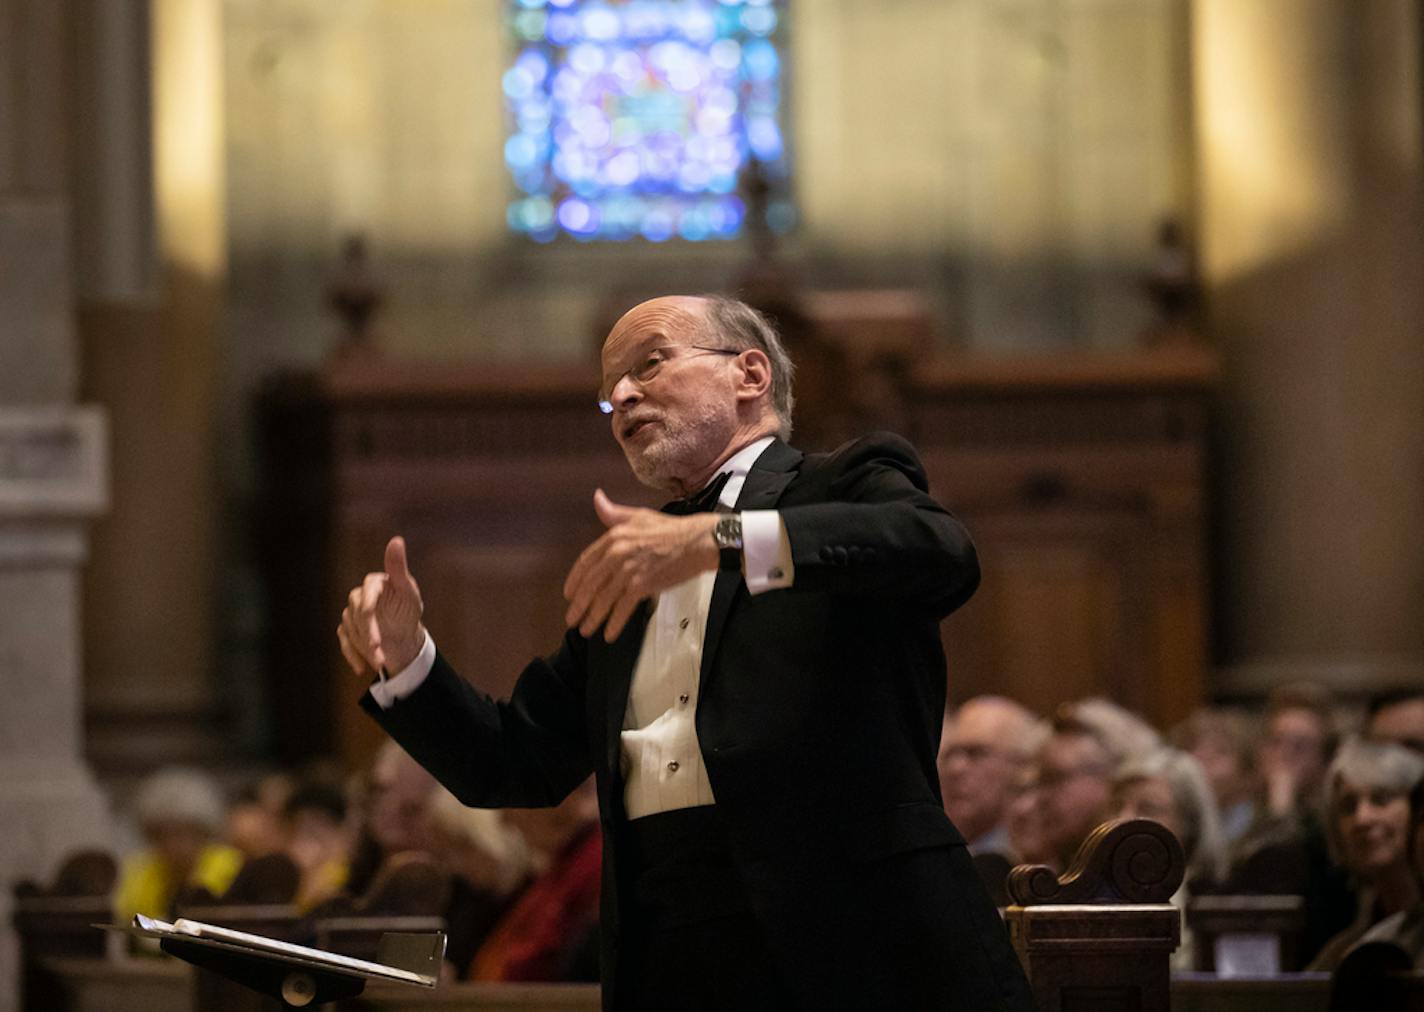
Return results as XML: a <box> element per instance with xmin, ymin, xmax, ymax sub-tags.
<box><xmin>338</xmin><ymin>535</ymin><xmax>427</xmax><ymax>677</ymax></box>
<box><xmin>563</xmin><ymin>489</ymin><xmax>720</xmax><ymax>642</ymax></box>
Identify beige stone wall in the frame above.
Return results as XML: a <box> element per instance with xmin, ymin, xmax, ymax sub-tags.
<box><xmin>220</xmin><ymin>0</ymin><xmax>1192</xmax><ymax>364</ymax></box>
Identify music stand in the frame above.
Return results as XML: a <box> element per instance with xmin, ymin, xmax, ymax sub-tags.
<box><xmin>99</xmin><ymin>914</ymin><xmax>445</xmax><ymax>1007</ymax></box>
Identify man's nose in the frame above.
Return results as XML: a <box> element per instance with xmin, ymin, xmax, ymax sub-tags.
<box><xmin>609</xmin><ymin>375</ymin><xmax>644</xmax><ymax>413</ymax></box>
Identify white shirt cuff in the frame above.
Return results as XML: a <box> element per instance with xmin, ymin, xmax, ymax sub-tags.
<box><xmin>368</xmin><ymin>632</ymin><xmax>436</xmax><ymax>710</ymax></box>
<box><xmin>741</xmin><ymin>510</ymin><xmax>794</xmax><ymax>595</ymax></box>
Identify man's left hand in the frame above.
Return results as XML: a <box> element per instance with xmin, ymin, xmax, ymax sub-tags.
<box><xmin>563</xmin><ymin>489</ymin><xmax>720</xmax><ymax>641</ymax></box>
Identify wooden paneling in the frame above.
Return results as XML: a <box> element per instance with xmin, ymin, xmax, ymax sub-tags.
<box><xmin>257</xmin><ymin>345</ymin><xmax>1216</xmax><ymax>769</ymax></box>
<box><xmin>911</xmin><ymin>346</ymin><xmax>1216</xmax><ymax>727</ymax></box>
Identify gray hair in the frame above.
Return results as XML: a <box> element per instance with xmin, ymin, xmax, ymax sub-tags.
<box><xmin>1323</xmin><ymin>738</ymin><xmax>1424</xmax><ymax>867</ymax></box>
<box><xmin>697</xmin><ymin>295</ymin><xmax>796</xmax><ymax>439</ymax></box>
<box><xmin>1116</xmin><ymin>746</ymin><xmax>1228</xmax><ymax>883</ymax></box>
<box><xmin>1056</xmin><ymin>697</ymin><xmax>1163</xmax><ymax>771</ymax></box>
<box><xmin>134</xmin><ymin>766</ymin><xmax>226</xmax><ymax>835</ymax></box>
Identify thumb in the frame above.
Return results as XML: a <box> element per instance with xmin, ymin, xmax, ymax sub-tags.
<box><xmin>593</xmin><ymin>488</ymin><xmax>634</xmax><ymax>528</ymax></box>
<box><xmin>384</xmin><ymin>535</ymin><xmax>415</xmax><ymax>590</ymax></box>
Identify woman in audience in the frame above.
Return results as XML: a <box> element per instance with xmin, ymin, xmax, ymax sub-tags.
<box><xmin>1348</xmin><ymin>775</ymin><xmax>1424</xmax><ymax>962</ymax></box>
<box><xmin>1308</xmin><ymin>739</ymin><xmax>1424</xmax><ymax>970</ymax></box>
<box><xmin>1113</xmin><ymin>746</ymin><xmax>1227</xmax><ymax>969</ymax></box>
<box><xmin>114</xmin><ymin>766</ymin><xmax>244</xmax><ymax>923</ymax></box>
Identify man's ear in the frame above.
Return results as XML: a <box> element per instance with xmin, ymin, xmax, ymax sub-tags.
<box><xmin>734</xmin><ymin>348</ymin><xmax>773</xmax><ymax>403</ymax></box>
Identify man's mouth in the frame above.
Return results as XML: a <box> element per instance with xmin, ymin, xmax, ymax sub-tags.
<box><xmin>623</xmin><ymin>418</ymin><xmax>657</xmax><ymax>441</ymax></box>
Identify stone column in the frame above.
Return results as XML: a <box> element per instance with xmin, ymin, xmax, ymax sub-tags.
<box><xmin>81</xmin><ymin>0</ymin><xmax>226</xmax><ymax>772</ymax></box>
<box><xmin>0</xmin><ymin>2</ymin><xmax>114</xmax><ymax>1010</ymax></box>
<box><xmin>1194</xmin><ymin>0</ymin><xmax>1424</xmax><ymax>696</ymax></box>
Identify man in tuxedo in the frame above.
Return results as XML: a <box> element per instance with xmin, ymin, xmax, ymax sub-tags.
<box><xmin>338</xmin><ymin>295</ymin><xmax>1033</xmax><ymax>1010</ymax></box>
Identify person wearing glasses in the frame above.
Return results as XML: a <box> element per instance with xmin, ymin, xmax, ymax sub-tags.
<box><xmin>337</xmin><ymin>294</ymin><xmax>1032</xmax><ymax>1011</ymax></box>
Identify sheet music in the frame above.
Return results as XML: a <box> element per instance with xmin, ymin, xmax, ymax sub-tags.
<box><xmin>131</xmin><ymin>913</ymin><xmax>435</xmax><ymax>986</ymax></box>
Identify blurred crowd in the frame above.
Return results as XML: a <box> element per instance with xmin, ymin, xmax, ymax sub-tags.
<box><xmin>937</xmin><ymin>684</ymin><xmax>1424</xmax><ymax>970</ymax></box>
<box><xmin>105</xmin><ymin>683</ymin><xmax>1424</xmax><ymax>982</ymax></box>
<box><xmin>112</xmin><ymin>741</ymin><xmax>600</xmax><ymax>983</ymax></box>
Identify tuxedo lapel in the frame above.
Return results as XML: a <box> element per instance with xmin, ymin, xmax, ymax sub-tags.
<box><xmin>698</xmin><ymin>439</ymin><xmax>802</xmax><ymax>690</ymax></box>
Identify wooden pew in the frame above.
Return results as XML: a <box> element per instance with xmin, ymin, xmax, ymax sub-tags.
<box><xmin>12</xmin><ymin>849</ymin><xmax>118</xmax><ymax>1010</ymax></box>
<box><xmin>1170</xmin><ymin>972</ymin><xmax>1330</xmax><ymax>1012</ymax></box>
<box><xmin>1005</xmin><ymin>818</ymin><xmax>1184</xmax><ymax>1012</ymax></box>
<box><xmin>1185</xmin><ymin>893</ymin><xmax>1306</xmax><ymax>974</ymax></box>
<box><xmin>32</xmin><ymin>956</ymin><xmax>190</xmax><ymax>1012</ymax></box>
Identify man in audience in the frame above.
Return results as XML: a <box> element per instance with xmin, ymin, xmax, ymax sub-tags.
<box><xmin>1035</xmin><ymin>699</ymin><xmax>1160</xmax><ymax>871</ymax></box>
<box><xmin>1219</xmin><ymin>684</ymin><xmax>1354</xmax><ymax>964</ymax></box>
<box><xmin>1257</xmin><ymin>682</ymin><xmax>1337</xmax><ymax>820</ymax></box>
<box><xmin>1036</xmin><ymin>721</ymin><xmax>1117</xmax><ymax>872</ymax></box>
<box><xmin>1368</xmin><ymin>689</ymin><xmax>1424</xmax><ymax>756</ymax></box>
<box><xmin>938</xmin><ymin>696</ymin><xmax>1043</xmax><ymax>859</ymax></box>
<box><xmin>1171</xmin><ymin>707</ymin><xmax>1260</xmax><ymax>844</ymax></box>
<box><xmin>346</xmin><ymin>740</ymin><xmax>440</xmax><ymax>896</ymax></box>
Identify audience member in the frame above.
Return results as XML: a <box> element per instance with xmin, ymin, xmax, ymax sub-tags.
<box><xmin>938</xmin><ymin>696</ymin><xmax>1044</xmax><ymax>859</ymax></box>
<box><xmin>426</xmin><ymin>787</ymin><xmax>538</xmax><ymax>980</ymax></box>
<box><xmin>114</xmin><ymin>766</ymin><xmax>244</xmax><ymax>923</ymax></box>
<box><xmin>1034</xmin><ymin>699</ymin><xmax>1161</xmax><ymax>870</ymax></box>
<box><xmin>468</xmin><ymin>778</ymin><xmax>602</xmax><ymax>983</ymax></box>
<box><xmin>1172</xmin><ymin>707</ymin><xmax>1261</xmax><ymax>844</ymax></box>
<box><xmin>284</xmin><ymin>781</ymin><xmax>354</xmax><ymax>911</ymax></box>
<box><xmin>1346</xmin><ymin>775</ymin><xmax>1424</xmax><ymax>963</ymax></box>
<box><xmin>225</xmin><ymin>772</ymin><xmax>293</xmax><ymax>859</ymax></box>
<box><xmin>1367</xmin><ymin>689</ymin><xmax>1424</xmax><ymax>756</ymax></box>
<box><xmin>1005</xmin><ymin>766</ymin><xmax>1055</xmax><ymax>868</ymax></box>
<box><xmin>346</xmin><ymin>740</ymin><xmax>440</xmax><ymax>896</ymax></box>
<box><xmin>1258</xmin><ymin>682</ymin><xmax>1337</xmax><ymax>821</ymax></box>
<box><xmin>1113</xmin><ymin>746</ymin><xmax>1227</xmax><ymax>970</ymax></box>
<box><xmin>1308</xmin><ymin>739</ymin><xmax>1424</xmax><ymax>970</ymax></box>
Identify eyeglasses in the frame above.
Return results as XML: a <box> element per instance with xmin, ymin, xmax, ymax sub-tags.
<box><xmin>598</xmin><ymin>345</ymin><xmax>740</xmax><ymax>414</ymax></box>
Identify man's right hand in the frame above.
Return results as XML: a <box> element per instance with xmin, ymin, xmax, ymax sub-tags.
<box><xmin>337</xmin><ymin>535</ymin><xmax>426</xmax><ymax>678</ymax></box>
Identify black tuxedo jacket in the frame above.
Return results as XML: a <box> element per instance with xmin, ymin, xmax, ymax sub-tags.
<box><xmin>362</xmin><ymin>433</ymin><xmax>1031</xmax><ymax>1010</ymax></box>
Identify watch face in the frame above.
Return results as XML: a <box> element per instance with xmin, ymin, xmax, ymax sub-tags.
<box><xmin>714</xmin><ymin>515</ymin><xmax>743</xmax><ymax>550</ymax></box>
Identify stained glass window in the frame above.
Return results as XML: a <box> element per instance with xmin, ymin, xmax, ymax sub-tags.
<box><xmin>503</xmin><ymin>0</ymin><xmax>791</xmax><ymax>242</ymax></box>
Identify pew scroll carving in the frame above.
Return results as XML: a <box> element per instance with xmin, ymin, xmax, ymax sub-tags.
<box><xmin>1008</xmin><ymin>817</ymin><xmax>1186</xmax><ymax>906</ymax></box>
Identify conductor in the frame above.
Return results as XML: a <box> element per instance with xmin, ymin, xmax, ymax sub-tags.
<box><xmin>338</xmin><ymin>295</ymin><xmax>1033</xmax><ymax>1010</ymax></box>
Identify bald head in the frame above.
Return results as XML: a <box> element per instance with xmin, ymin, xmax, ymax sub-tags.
<box><xmin>939</xmin><ymin>696</ymin><xmax>1041</xmax><ymax>845</ymax></box>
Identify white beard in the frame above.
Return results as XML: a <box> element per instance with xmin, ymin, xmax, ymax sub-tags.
<box><xmin>621</xmin><ymin>400</ymin><xmax>737</xmax><ymax>495</ymax></box>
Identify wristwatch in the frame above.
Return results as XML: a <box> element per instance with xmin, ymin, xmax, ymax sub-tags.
<box><xmin>712</xmin><ymin>513</ymin><xmax>743</xmax><ymax>572</ymax></box>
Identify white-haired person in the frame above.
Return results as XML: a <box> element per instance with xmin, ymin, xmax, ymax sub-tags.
<box><xmin>1113</xmin><ymin>746</ymin><xmax>1228</xmax><ymax>969</ymax></box>
<box><xmin>114</xmin><ymin>766</ymin><xmax>244</xmax><ymax>923</ymax></box>
<box><xmin>425</xmin><ymin>788</ymin><xmax>539</xmax><ymax>980</ymax></box>
<box><xmin>1308</xmin><ymin>739</ymin><xmax>1424</xmax><ymax>970</ymax></box>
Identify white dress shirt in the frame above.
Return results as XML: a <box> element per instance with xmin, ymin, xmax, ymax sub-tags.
<box><xmin>370</xmin><ymin>436</ymin><xmax>795</xmax><ymax>820</ymax></box>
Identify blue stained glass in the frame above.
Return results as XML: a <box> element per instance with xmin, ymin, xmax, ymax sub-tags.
<box><xmin>503</xmin><ymin>0</ymin><xmax>790</xmax><ymax>241</ymax></box>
